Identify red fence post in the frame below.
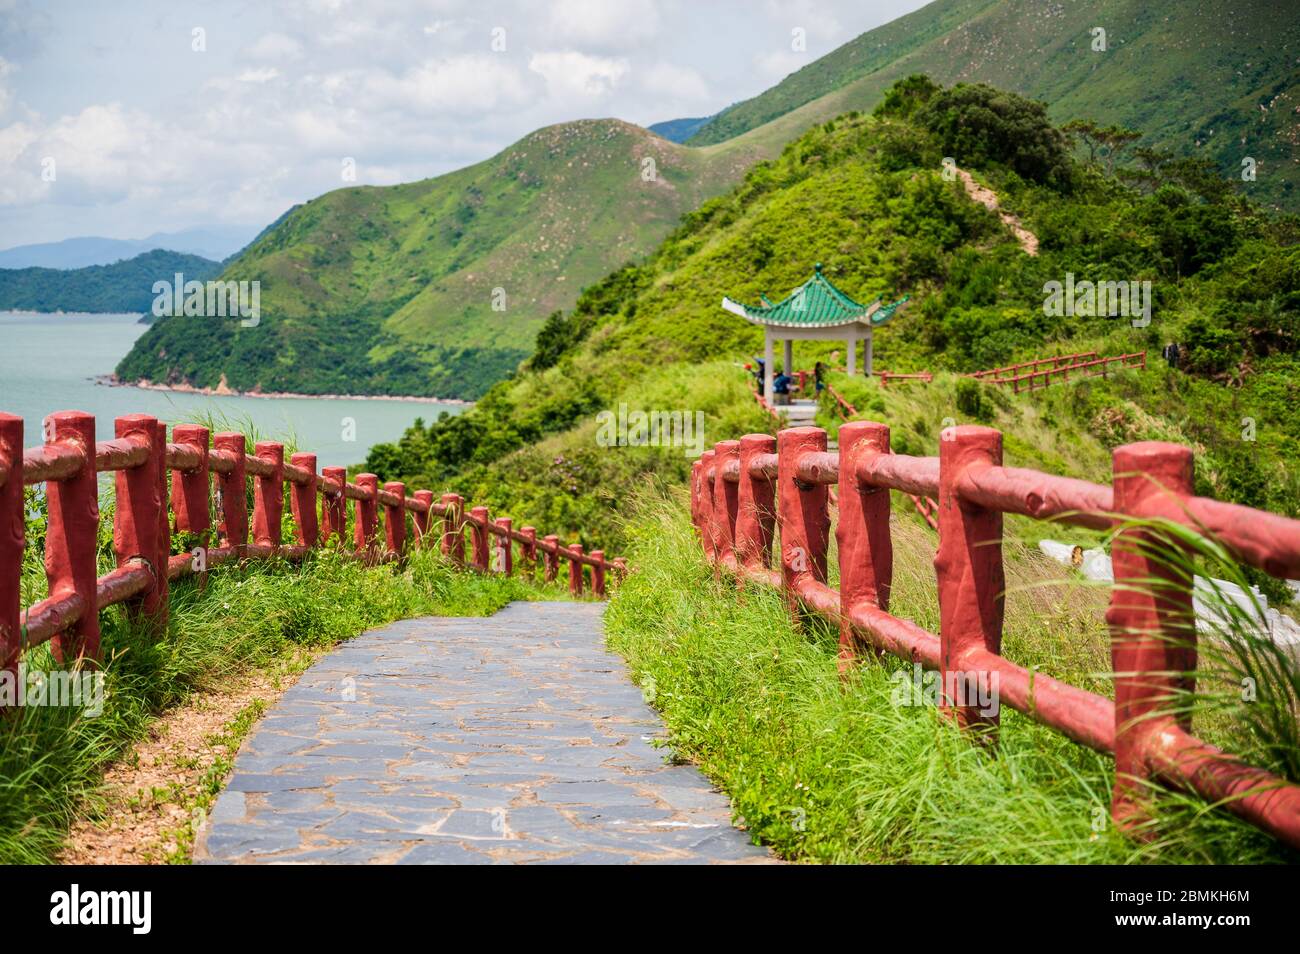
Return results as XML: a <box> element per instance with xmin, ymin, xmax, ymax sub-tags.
<box><xmin>213</xmin><ymin>432</ymin><xmax>247</xmax><ymax>556</ymax></box>
<box><xmin>113</xmin><ymin>414</ymin><xmax>169</xmax><ymax>634</ymax></box>
<box><xmin>736</xmin><ymin>433</ymin><xmax>777</xmax><ymax>572</ymax></box>
<box><xmin>935</xmin><ymin>425</ymin><xmax>1005</xmax><ymax>733</ymax></box>
<box><xmin>469</xmin><ymin>505</ymin><xmax>490</xmax><ymax>571</ymax></box>
<box><xmin>569</xmin><ymin>543</ymin><xmax>585</xmax><ymax>596</ymax></box>
<box><xmin>253</xmin><ymin>441</ymin><xmax>284</xmax><ymax>551</ymax></box>
<box><xmin>690</xmin><ymin>461</ymin><xmax>702</xmax><ymax>538</ymax></box>
<box><xmin>591</xmin><ymin>550</ymin><xmax>606</xmax><ymax>598</ymax></box>
<box><xmin>712</xmin><ymin>440</ymin><xmax>740</xmax><ymax>569</ymax></box>
<box><xmin>171</xmin><ymin>424</ymin><xmax>210</xmax><ymax>542</ymax></box>
<box><xmin>354</xmin><ymin>474</ymin><xmax>379</xmax><ymax>559</ymax></box>
<box><xmin>543</xmin><ymin>534</ymin><xmax>559</xmax><ymax>582</ymax></box>
<box><xmin>44</xmin><ymin>411</ymin><xmax>99</xmax><ymax>664</ymax></box>
<box><xmin>440</xmin><ymin>492</ymin><xmax>463</xmax><ymax>565</ymax></box>
<box><xmin>321</xmin><ymin>466</ymin><xmax>347</xmax><ymax>547</ymax></box>
<box><xmin>698</xmin><ymin>449</ymin><xmax>717</xmax><ymax>561</ymax></box>
<box><xmin>836</xmin><ymin>421</ymin><xmax>894</xmax><ymax>670</ymax></box>
<box><xmin>776</xmin><ymin>426</ymin><xmax>830</xmax><ymax>617</ymax></box>
<box><xmin>412</xmin><ymin>490</ymin><xmax>434</xmax><ymax>548</ymax></box>
<box><xmin>383</xmin><ymin>481</ymin><xmax>406</xmax><ymax>558</ymax></box>
<box><xmin>290</xmin><ymin>453</ymin><xmax>319</xmax><ymax>549</ymax></box>
<box><xmin>495</xmin><ymin>518</ymin><xmax>512</xmax><ymax>575</ymax></box>
<box><xmin>1107</xmin><ymin>441</ymin><xmax>1196</xmax><ymax>834</ymax></box>
<box><xmin>520</xmin><ymin>526</ymin><xmax>537</xmax><ymax>577</ymax></box>
<box><xmin>0</xmin><ymin>414</ymin><xmax>23</xmax><ymax>686</ymax></box>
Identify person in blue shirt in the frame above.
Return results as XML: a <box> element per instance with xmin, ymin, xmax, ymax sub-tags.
<box><xmin>772</xmin><ymin>370</ymin><xmax>793</xmax><ymax>404</ymax></box>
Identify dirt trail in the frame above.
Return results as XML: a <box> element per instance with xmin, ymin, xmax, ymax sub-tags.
<box><xmin>956</xmin><ymin>168</ymin><xmax>1040</xmax><ymax>256</ymax></box>
<box><xmin>59</xmin><ymin>651</ymin><xmax>322</xmax><ymax>864</ymax></box>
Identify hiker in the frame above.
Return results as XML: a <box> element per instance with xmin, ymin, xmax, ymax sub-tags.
<box><xmin>773</xmin><ymin>369</ymin><xmax>793</xmax><ymax>406</ymax></box>
<box><xmin>813</xmin><ymin>361</ymin><xmax>826</xmax><ymax>395</ymax></box>
<box><xmin>1162</xmin><ymin>342</ymin><xmax>1181</xmax><ymax>369</ymax></box>
<box><xmin>751</xmin><ymin>358</ymin><xmax>767</xmax><ymax>395</ymax></box>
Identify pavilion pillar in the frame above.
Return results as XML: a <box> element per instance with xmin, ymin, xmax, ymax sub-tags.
<box><xmin>864</xmin><ymin>326</ymin><xmax>874</xmax><ymax>378</ymax></box>
<box><xmin>847</xmin><ymin>328</ymin><xmax>857</xmax><ymax>376</ymax></box>
<box><xmin>763</xmin><ymin>328</ymin><xmax>775</xmax><ymax>403</ymax></box>
<box><xmin>783</xmin><ymin>339</ymin><xmax>793</xmax><ymax>376</ymax></box>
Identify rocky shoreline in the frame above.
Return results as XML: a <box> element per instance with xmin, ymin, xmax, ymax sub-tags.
<box><xmin>96</xmin><ymin>375</ymin><xmax>471</xmax><ymax>406</ymax></box>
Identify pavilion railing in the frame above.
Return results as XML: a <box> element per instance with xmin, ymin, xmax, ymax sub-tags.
<box><xmin>692</xmin><ymin>423</ymin><xmax>1300</xmax><ymax>850</ymax></box>
<box><xmin>0</xmin><ymin>411</ymin><xmax>624</xmax><ymax>681</ymax></box>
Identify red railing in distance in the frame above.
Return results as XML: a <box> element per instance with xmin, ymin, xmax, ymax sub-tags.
<box><xmin>875</xmin><ymin>371</ymin><xmax>933</xmax><ymax>388</ymax></box>
<box><xmin>691</xmin><ymin>422</ymin><xmax>1300</xmax><ymax>850</ymax></box>
<box><xmin>967</xmin><ymin>351</ymin><xmax>1100</xmax><ymax>382</ymax></box>
<box><xmin>870</xmin><ymin>351</ymin><xmax>1146</xmax><ymax>394</ymax></box>
<box><xmin>0</xmin><ymin>411</ymin><xmax>625</xmax><ymax>682</ymax></box>
<box><xmin>1000</xmin><ymin>352</ymin><xmax>1146</xmax><ymax>394</ymax></box>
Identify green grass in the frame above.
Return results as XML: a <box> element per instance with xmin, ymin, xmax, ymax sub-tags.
<box><xmin>604</xmin><ymin>493</ymin><xmax>1297</xmax><ymax>864</ymax></box>
<box><xmin>0</xmin><ymin>547</ymin><xmax>564</xmax><ymax>864</ymax></box>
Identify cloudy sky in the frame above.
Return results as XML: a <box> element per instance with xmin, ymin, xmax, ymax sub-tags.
<box><xmin>0</xmin><ymin>0</ymin><xmax>929</xmax><ymax>248</ymax></box>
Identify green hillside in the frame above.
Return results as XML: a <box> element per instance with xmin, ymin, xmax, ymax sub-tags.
<box><xmin>116</xmin><ymin>120</ymin><xmax>770</xmax><ymax>400</ymax></box>
<box><xmin>689</xmin><ymin>0</ymin><xmax>1300</xmax><ymax>212</ymax></box>
<box><xmin>364</xmin><ymin>78</ymin><xmax>1300</xmax><ymax>606</ymax></box>
<box><xmin>0</xmin><ymin>250</ymin><xmax>220</xmax><ymax>314</ymax></box>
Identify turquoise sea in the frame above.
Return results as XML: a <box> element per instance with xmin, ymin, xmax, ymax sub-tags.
<box><xmin>0</xmin><ymin>311</ymin><xmax>463</xmax><ymax>468</ymax></box>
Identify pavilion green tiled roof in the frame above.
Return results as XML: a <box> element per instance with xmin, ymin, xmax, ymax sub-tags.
<box><xmin>722</xmin><ymin>263</ymin><xmax>908</xmax><ymax>329</ymax></box>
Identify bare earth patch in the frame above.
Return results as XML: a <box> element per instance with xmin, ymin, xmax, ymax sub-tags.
<box><xmin>957</xmin><ymin>167</ymin><xmax>1040</xmax><ymax>256</ymax></box>
<box><xmin>59</xmin><ymin>648</ymin><xmax>326</xmax><ymax>865</ymax></box>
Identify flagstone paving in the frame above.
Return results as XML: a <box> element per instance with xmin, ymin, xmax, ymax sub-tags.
<box><xmin>194</xmin><ymin>602</ymin><xmax>774</xmax><ymax>865</ymax></box>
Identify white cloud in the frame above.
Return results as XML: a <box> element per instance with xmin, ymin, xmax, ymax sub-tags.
<box><xmin>358</xmin><ymin>55</ymin><xmax>534</xmax><ymax>115</ymax></box>
<box><xmin>237</xmin><ymin>67</ymin><xmax>281</xmax><ymax>84</ymax></box>
<box><xmin>640</xmin><ymin>62</ymin><xmax>710</xmax><ymax>104</ymax></box>
<box><xmin>529</xmin><ymin>52</ymin><xmax>628</xmax><ymax>98</ymax></box>
<box><xmin>546</xmin><ymin>0</ymin><xmax>661</xmax><ymax>48</ymax></box>
<box><xmin>0</xmin><ymin>57</ymin><xmax>15</xmax><ymax>116</ymax></box>
<box><xmin>247</xmin><ymin>32</ymin><xmax>304</xmax><ymax>61</ymax></box>
<box><xmin>754</xmin><ymin>49</ymin><xmax>809</xmax><ymax>82</ymax></box>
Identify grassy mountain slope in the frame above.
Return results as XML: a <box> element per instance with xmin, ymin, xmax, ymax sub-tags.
<box><xmin>364</xmin><ymin>79</ymin><xmax>1300</xmax><ymax>591</ymax></box>
<box><xmin>690</xmin><ymin>0</ymin><xmax>1300</xmax><ymax>212</ymax></box>
<box><xmin>0</xmin><ymin>250</ymin><xmax>220</xmax><ymax>314</ymax></box>
<box><xmin>116</xmin><ymin>120</ymin><xmax>770</xmax><ymax>400</ymax></box>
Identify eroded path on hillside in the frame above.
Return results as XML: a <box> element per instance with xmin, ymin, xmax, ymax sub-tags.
<box><xmin>195</xmin><ymin>602</ymin><xmax>773</xmax><ymax>865</ymax></box>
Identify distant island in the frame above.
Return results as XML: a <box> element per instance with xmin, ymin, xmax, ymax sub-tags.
<box><xmin>0</xmin><ymin>249</ymin><xmax>221</xmax><ymax>316</ymax></box>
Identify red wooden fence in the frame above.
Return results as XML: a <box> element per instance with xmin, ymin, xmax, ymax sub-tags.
<box><xmin>869</xmin><ymin>352</ymin><xmax>1146</xmax><ymax>393</ymax></box>
<box><xmin>997</xmin><ymin>352</ymin><xmax>1146</xmax><ymax>394</ymax></box>
<box><xmin>692</xmin><ymin>422</ymin><xmax>1300</xmax><ymax>849</ymax></box>
<box><xmin>0</xmin><ymin>411</ymin><xmax>624</xmax><ymax>680</ymax></box>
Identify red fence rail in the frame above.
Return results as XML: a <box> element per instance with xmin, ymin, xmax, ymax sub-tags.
<box><xmin>691</xmin><ymin>422</ymin><xmax>1300</xmax><ymax>849</ymax></box>
<box><xmin>0</xmin><ymin>410</ymin><xmax>624</xmax><ymax>680</ymax></box>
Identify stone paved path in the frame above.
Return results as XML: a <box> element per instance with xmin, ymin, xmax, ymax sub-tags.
<box><xmin>195</xmin><ymin>602</ymin><xmax>773</xmax><ymax>864</ymax></box>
